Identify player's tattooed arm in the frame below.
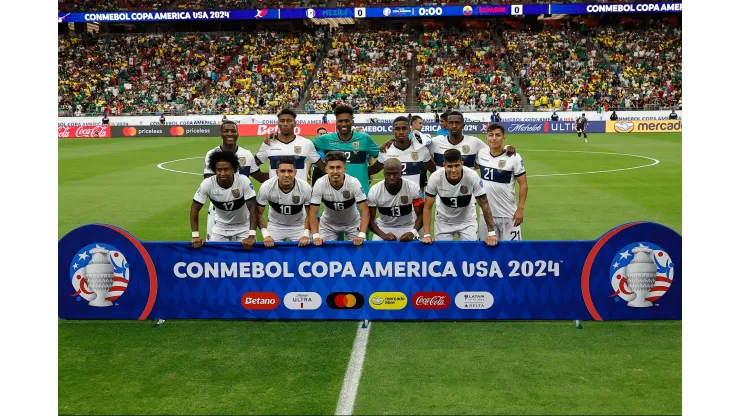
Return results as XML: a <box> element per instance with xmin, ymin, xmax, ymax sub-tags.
<box><xmin>514</xmin><ymin>174</ymin><xmax>528</xmax><ymax>226</ymax></box>
<box><xmin>190</xmin><ymin>200</ymin><xmax>205</xmax><ymax>248</ymax></box>
<box><xmin>243</xmin><ymin>197</ymin><xmax>258</xmax><ymax>250</ymax></box>
<box><xmin>476</xmin><ymin>195</ymin><xmax>499</xmax><ymax>247</ymax></box>
<box><xmin>257</xmin><ymin>204</ymin><xmax>274</xmax><ymax>248</ymax></box>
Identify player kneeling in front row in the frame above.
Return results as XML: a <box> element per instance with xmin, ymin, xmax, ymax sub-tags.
<box><xmin>476</xmin><ymin>123</ymin><xmax>528</xmax><ymax>241</ymax></box>
<box><xmin>256</xmin><ymin>157</ymin><xmax>313</xmax><ymax>247</ymax></box>
<box><xmin>190</xmin><ymin>151</ymin><xmax>259</xmax><ymax>250</ymax></box>
<box><xmin>368</xmin><ymin>158</ymin><xmax>425</xmax><ymax>242</ymax></box>
<box><xmin>309</xmin><ymin>151</ymin><xmax>370</xmax><ymax>247</ymax></box>
<box><xmin>421</xmin><ymin>149</ymin><xmax>498</xmax><ymax>246</ymax></box>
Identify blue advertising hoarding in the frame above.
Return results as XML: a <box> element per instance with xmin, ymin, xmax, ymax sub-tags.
<box><xmin>58</xmin><ymin>3</ymin><xmax>682</xmax><ymax>23</ymax></box>
<box><xmin>59</xmin><ymin>222</ymin><xmax>681</xmax><ymax>321</ymax></box>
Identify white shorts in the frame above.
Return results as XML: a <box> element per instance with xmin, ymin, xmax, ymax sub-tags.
<box><xmin>435</xmin><ymin>220</ymin><xmax>478</xmax><ymax>241</ymax></box>
<box><xmin>210</xmin><ymin>228</ymin><xmax>251</xmax><ymax>242</ymax></box>
<box><xmin>479</xmin><ymin>216</ymin><xmax>522</xmax><ymax>241</ymax></box>
<box><xmin>319</xmin><ymin>219</ymin><xmax>361</xmax><ymax>241</ymax></box>
<box><xmin>371</xmin><ymin>226</ymin><xmax>415</xmax><ymax>241</ymax></box>
<box><xmin>267</xmin><ymin>224</ymin><xmax>305</xmax><ymax>242</ymax></box>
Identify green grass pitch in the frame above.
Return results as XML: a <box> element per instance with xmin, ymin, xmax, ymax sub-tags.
<box><xmin>58</xmin><ymin>132</ymin><xmax>681</xmax><ymax>415</ymax></box>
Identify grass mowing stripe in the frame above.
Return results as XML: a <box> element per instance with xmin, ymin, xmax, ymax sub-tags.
<box><xmin>336</xmin><ymin>321</ymin><xmax>372</xmax><ymax>416</ymax></box>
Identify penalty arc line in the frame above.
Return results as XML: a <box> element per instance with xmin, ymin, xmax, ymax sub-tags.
<box><xmin>335</xmin><ymin>321</ymin><xmax>371</xmax><ymax>416</ymax></box>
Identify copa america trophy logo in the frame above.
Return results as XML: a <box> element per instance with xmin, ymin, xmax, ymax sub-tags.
<box><xmin>71</xmin><ymin>244</ymin><xmax>130</xmax><ymax>307</ymax></box>
<box><xmin>610</xmin><ymin>242</ymin><xmax>674</xmax><ymax>307</ymax></box>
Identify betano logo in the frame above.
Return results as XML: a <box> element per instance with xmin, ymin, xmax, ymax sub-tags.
<box><xmin>369</xmin><ymin>292</ymin><xmax>408</xmax><ymax>310</ymax></box>
<box><xmin>327</xmin><ymin>292</ymin><xmax>364</xmax><ymax>309</ymax></box>
<box><xmin>241</xmin><ymin>292</ymin><xmax>279</xmax><ymax>310</ymax></box>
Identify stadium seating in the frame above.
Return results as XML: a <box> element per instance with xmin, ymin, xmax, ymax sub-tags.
<box><xmin>305</xmin><ymin>28</ymin><xmax>411</xmax><ymax>113</ymax></box>
<box><xmin>191</xmin><ymin>30</ymin><xmax>325</xmax><ymax>115</ymax></box>
<box><xmin>58</xmin><ymin>0</ymin><xmax>168</xmax><ymax>12</ymax></box>
<box><xmin>416</xmin><ymin>27</ymin><xmax>521</xmax><ymax>112</ymax></box>
<box><xmin>58</xmin><ymin>33</ymin><xmax>243</xmax><ymax>116</ymax></box>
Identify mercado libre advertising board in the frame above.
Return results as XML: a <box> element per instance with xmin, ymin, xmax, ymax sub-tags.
<box><xmin>59</xmin><ymin>222</ymin><xmax>681</xmax><ymax>321</ymax></box>
<box><xmin>606</xmin><ymin>120</ymin><xmax>682</xmax><ymax>133</ymax></box>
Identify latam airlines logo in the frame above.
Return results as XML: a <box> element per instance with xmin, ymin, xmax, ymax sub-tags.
<box><xmin>455</xmin><ymin>292</ymin><xmax>494</xmax><ymax>309</ymax></box>
<box><xmin>71</xmin><ymin>244</ymin><xmax>129</xmax><ymax>307</ymax></box>
<box><xmin>610</xmin><ymin>242</ymin><xmax>674</xmax><ymax>307</ymax></box>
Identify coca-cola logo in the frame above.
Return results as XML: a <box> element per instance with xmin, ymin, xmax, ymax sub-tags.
<box><xmin>58</xmin><ymin>125</ymin><xmax>110</xmax><ymax>139</ymax></box>
<box><xmin>412</xmin><ymin>292</ymin><xmax>451</xmax><ymax>310</ymax></box>
<box><xmin>256</xmin><ymin>125</ymin><xmax>303</xmax><ymax>136</ymax></box>
<box><xmin>507</xmin><ymin>123</ymin><xmax>544</xmax><ymax>133</ymax></box>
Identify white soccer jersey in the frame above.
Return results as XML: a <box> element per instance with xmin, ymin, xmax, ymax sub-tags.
<box><xmin>476</xmin><ymin>149</ymin><xmax>526</xmax><ymax>219</ymax></box>
<box><xmin>310</xmin><ymin>174</ymin><xmax>366</xmax><ymax>225</ymax></box>
<box><xmin>204</xmin><ymin>146</ymin><xmax>260</xmax><ymax>177</ymax></box>
<box><xmin>193</xmin><ymin>174</ymin><xmax>256</xmax><ymax>235</ymax></box>
<box><xmin>368</xmin><ymin>179</ymin><xmax>424</xmax><ymax>230</ymax></box>
<box><xmin>429</xmin><ymin>135</ymin><xmax>487</xmax><ymax>168</ymax></box>
<box><xmin>256</xmin><ymin>176</ymin><xmax>313</xmax><ymax>228</ymax></box>
<box><xmin>255</xmin><ymin>135</ymin><xmax>321</xmax><ymax>181</ymax></box>
<box><xmin>377</xmin><ymin>143</ymin><xmax>432</xmax><ymax>185</ymax></box>
<box><xmin>425</xmin><ymin>166</ymin><xmax>486</xmax><ymax>224</ymax></box>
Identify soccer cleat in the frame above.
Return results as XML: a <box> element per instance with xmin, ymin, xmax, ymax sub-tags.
<box><xmin>585</xmin><ymin>138</ymin><xmax>588</xmax><ymax>143</ymax></box>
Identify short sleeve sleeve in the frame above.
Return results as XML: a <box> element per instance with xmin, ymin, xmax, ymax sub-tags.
<box><xmin>310</xmin><ymin>179</ymin><xmax>323</xmax><ymax>205</ymax></box>
<box><xmin>470</xmin><ymin>171</ymin><xmax>486</xmax><ymax>198</ymax></box>
<box><xmin>513</xmin><ymin>155</ymin><xmax>526</xmax><ymax>177</ymax></box>
<box><xmin>367</xmin><ymin>185</ymin><xmax>378</xmax><ymax>208</ymax></box>
<box><xmin>353</xmin><ymin>177</ymin><xmax>367</xmax><ymax>203</ymax></box>
<box><xmin>193</xmin><ymin>179</ymin><xmax>209</xmax><ymax>204</ymax></box>
<box><xmin>425</xmin><ymin>173</ymin><xmax>438</xmax><ymax>197</ymax></box>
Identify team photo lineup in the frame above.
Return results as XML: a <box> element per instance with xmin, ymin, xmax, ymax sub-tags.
<box><xmin>193</xmin><ymin>106</ymin><xmax>527</xmax><ymax>249</ymax></box>
<box><xmin>55</xmin><ymin>2</ymin><xmax>686</xmax><ymax>415</ymax></box>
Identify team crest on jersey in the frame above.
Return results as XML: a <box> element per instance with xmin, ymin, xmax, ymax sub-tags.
<box><xmin>342</xmin><ymin>190</ymin><xmax>351</xmax><ymax>199</ymax></box>
<box><xmin>232</xmin><ymin>189</ymin><xmax>241</xmax><ymax>198</ymax></box>
<box><xmin>238</xmin><ymin>157</ymin><xmax>246</xmax><ymax>166</ymax></box>
<box><xmin>460</xmin><ymin>186</ymin><xmax>469</xmax><ymax>195</ymax></box>
<box><xmin>292</xmin><ymin>195</ymin><xmax>300</xmax><ymax>204</ymax></box>
<box><xmin>411</xmin><ymin>152</ymin><xmax>419</xmax><ymax>161</ymax></box>
<box><xmin>352</xmin><ymin>141</ymin><xmax>360</xmax><ymax>149</ymax></box>
<box><xmin>294</xmin><ymin>146</ymin><xmax>302</xmax><ymax>155</ymax></box>
<box><xmin>462</xmin><ymin>145</ymin><xmax>470</xmax><ymax>154</ymax></box>
<box><xmin>400</xmin><ymin>196</ymin><xmax>409</xmax><ymax>204</ymax></box>
<box><xmin>498</xmin><ymin>160</ymin><xmax>507</xmax><ymax>169</ymax></box>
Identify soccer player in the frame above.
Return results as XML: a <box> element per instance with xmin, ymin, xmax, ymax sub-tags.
<box><xmin>476</xmin><ymin>123</ymin><xmax>528</xmax><ymax>241</ymax></box>
<box><xmin>368</xmin><ymin>116</ymin><xmax>436</xmax><ymax>185</ymax></box>
<box><xmin>256</xmin><ymin>157</ymin><xmax>313</xmax><ymax>247</ymax></box>
<box><xmin>256</xmin><ymin>108</ymin><xmax>324</xmax><ymax>181</ymax></box>
<box><xmin>437</xmin><ymin>111</ymin><xmax>450</xmax><ymax>137</ymax></box>
<box><xmin>204</xmin><ymin>121</ymin><xmax>268</xmax><ymax>241</ymax></box>
<box><xmin>576</xmin><ymin>113</ymin><xmax>589</xmax><ymax>142</ymax></box>
<box><xmin>159</xmin><ymin>114</ymin><xmax>166</xmax><ymax>125</ymax></box>
<box><xmin>430</xmin><ymin>111</ymin><xmax>488</xmax><ymax>168</ymax></box>
<box><xmin>421</xmin><ymin>149</ymin><xmax>498</xmax><ymax>246</ymax></box>
<box><xmin>368</xmin><ymin>159</ymin><xmax>424</xmax><ymax>242</ymax></box>
<box><xmin>101</xmin><ymin>113</ymin><xmax>109</xmax><ymax>125</ymax></box>
<box><xmin>266</xmin><ymin>105</ymin><xmax>378</xmax><ymax>195</ymax></box>
<box><xmin>308</xmin><ymin>151</ymin><xmax>370</xmax><ymax>247</ymax></box>
<box><xmin>190</xmin><ymin>151</ymin><xmax>259</xmax><ymax>250</ymax></box>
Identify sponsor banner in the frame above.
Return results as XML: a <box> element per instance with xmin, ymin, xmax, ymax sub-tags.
<box><xmin>58</xmin><ymin>222</ymin><xmax>681</xmax><ymax>321</ymax></box>
<box><xmin>58</xmin><ymin>111</ymin><xmax>681</xmax><ymax>128</ymax></box>
<box><xmin>58</xmin><ymin>125</ymin><xmax>111</xmax><ymax>139</ymax></box>
<box><xmin>59</xmin><ymin>4</ymin><xmax>681</xmax><ymax>22</ymax></box>
<box><xmin>355</xmin><ymin>121</ymin><xmax>606</xmax><ymax>134</ymax></box>
<box><xmin>607</xmin><ymin>120</ymin><xmax>682</xmax><ymax>134</ymax></box>
<box><xmin>237</xmin><ymin>123</ymin><xmax>335</xmax><ymax>137</ymax></box>
<box><xmin>110</xmin><ymin>125</ymin><xmax>222</xmax><ymax>138</ymax></box>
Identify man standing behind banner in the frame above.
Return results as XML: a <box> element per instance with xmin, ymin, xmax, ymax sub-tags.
<box><xmin>191</xmin><ymin>151</ymin><xmax>259</xmax><ymax>250</ymax></box>
<box><xmin>204</xmin><ymin>121</ymin><xmax>268</xmax><ymax>241</ymax></box>
<box><xmin>421</xmin><ymin>149</ymin><xmax>498</xmax><ymax>246</ymax></box>
<box><xmin>368</xmin><ymin>159</ymin><xmax>425</xmax><ymax>242</ymax></box>
<box><xmin>256</xmin><ymin>108</ymin><xmax>325</xmax><ymax>181</ymax></box>
<box><xmin>308</xmin><ymin>151</ymin><xmax>370</xmax><ymax>247</ymax></box>
<box><xmin>476</xmin><ymin>123</ymin><xmax>528</xmax><ymax>241</ymax></box>
<box><xmin>256</xmin><ymin>157</ymin><xmax>313</xmax><ymax>247</ymax></box>
<box><xmin>368</xmin><ymin>116</ymin><xmax>436</xmax><ymax>185</ymax></box>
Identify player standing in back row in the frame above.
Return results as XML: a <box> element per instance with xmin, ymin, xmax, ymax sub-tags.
<box><xmin>476</xmin><ymin>123</ymin><xmax>528</xmax><ymax>241</ymax></box>
<box><xmin>256</xmin><ymin>108</ymin><xmax>325</xmax><ymax>181</ymax></box>
<box><xmin>576</xmin><ymin>113</ymin><xmax>589</xmax><ymax>143</ymax></box>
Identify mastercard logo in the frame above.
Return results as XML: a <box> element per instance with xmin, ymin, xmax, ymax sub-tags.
<box><xmin>170</xmin><ymin>126</ymin><xmax>185</xmax><ymax>136</ymax></box>
<box><xmin>122</xmin><ymin>127</ymin><xmax>137</xmax><ymax>136</ymax></box>
<box><xmin>327</xmin><ymin>292</ymin><xmax>364</xmax><ymax>310</ymax></box>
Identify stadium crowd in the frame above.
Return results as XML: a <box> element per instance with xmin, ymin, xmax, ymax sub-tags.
<box><xmin>416</xmin><ymin>27</ymin><xmax>521</xmax><ymax>112</ymax></box>
<box><xmin>191</xmin><ymin>30</ymin><xmax>325</xmax><ymax>115</ymax></box>
<box><xmin>306</xmin><ymin>28</ymin><xmax>411</xmax><ymax>114</ymax></box>
<box><xmin>58</xmin><ymin>33</ymin><xmax>242</xmax><ymax>116</ymax></box>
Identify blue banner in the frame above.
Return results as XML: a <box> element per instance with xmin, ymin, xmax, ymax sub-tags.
<box><xmin>58</xmin><ymin>3</ymin><xmax>682</xmax><ymax>23</ymax></box>
<box><xmin>354</xmin><ymin>121</ymin><xmax>606</xmax><ymax>135</ymax></box>
<box><xmin>58</xmin><ymin>222</ymin><xmax>681</xmax><ymax>321</ymax></box>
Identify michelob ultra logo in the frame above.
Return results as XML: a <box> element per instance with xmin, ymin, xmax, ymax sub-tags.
<box><xmin>369</xmin><ymin>292</ymin><xmax>408</xmax><ymax>310</ymax></box>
